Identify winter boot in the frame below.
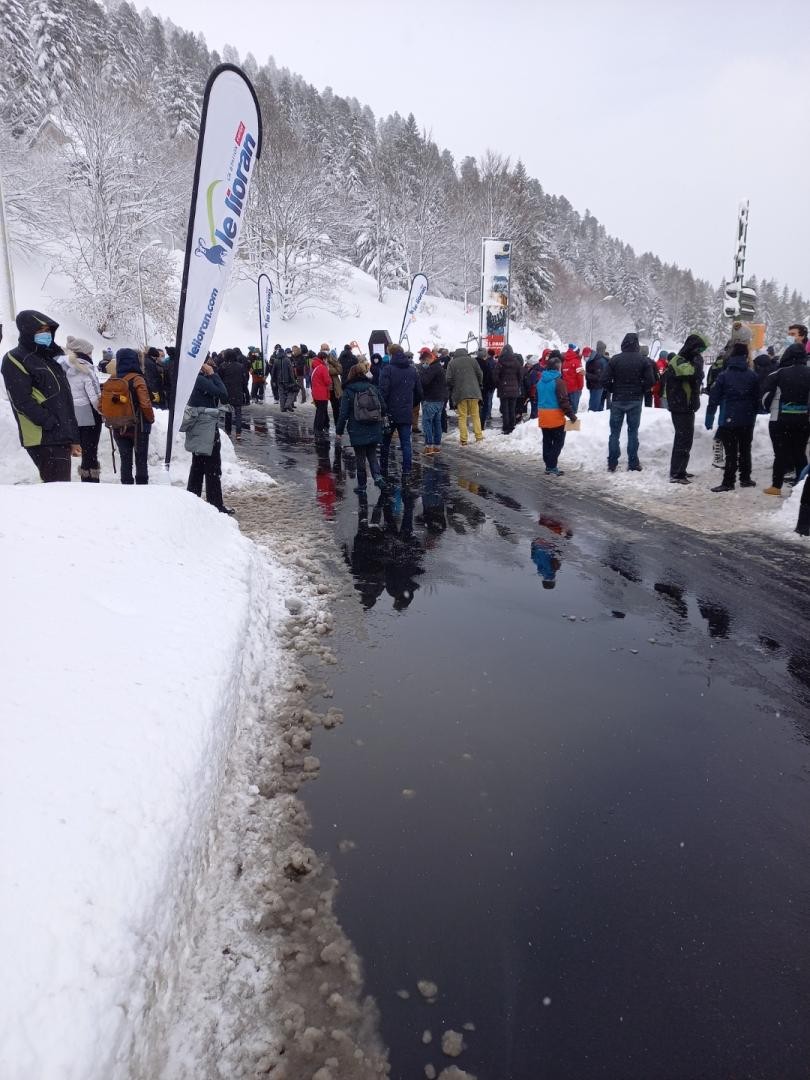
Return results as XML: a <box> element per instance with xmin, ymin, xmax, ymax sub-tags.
<box><xmin>712</xmin><ymin>436</ymin><xmax>725</xmax><ymax>469</ymax></box>
<box><xmin>796</xmin><ymin>503</ymin><xmax>810</xmax><ymax>537</ymax></box>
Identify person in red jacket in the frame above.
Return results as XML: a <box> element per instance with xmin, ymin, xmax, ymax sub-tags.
<box><xmin>652</xmin><ymin>349</ymin><xmax>669</xmax><ymax>408</ymax></box>
<box><xmin>561</xmin><ymin>344</ymin><xmax>585</xmax><ymax>413</ymax></box>
<box><xmin>311</xmin><ymin>344</ymin><xmax>333</xmax><ymax>438</ymax></box>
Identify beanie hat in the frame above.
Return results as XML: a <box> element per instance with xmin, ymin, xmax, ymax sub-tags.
<box><xmin>66</xmin><ymin>335</ymin><xmax>93</xmax><ymax>356</ymax></box>
<box><xmin>419</xmin><ymin>346</ymin><xmax>432</xmax><ymax>356</ymax></box>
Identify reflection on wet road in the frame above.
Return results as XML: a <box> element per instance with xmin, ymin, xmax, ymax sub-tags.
<box><xmin>240</xmin><ymin>409</ymin><xmax>810</xmax><ymax>1080</ymax></box>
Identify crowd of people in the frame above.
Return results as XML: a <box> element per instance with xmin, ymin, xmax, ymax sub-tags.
<box><xmin>3</xmin><ymin>311</ymin><xmax>810</xmax><ymax>535</ymax></box>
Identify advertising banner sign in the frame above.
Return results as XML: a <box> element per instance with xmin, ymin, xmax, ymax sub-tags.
<box><xmin>167</xmin><ymin>64</ymin><xmax>263</xmax><ymax>463</ymax></box>
<box><xmin>480</xmin><ymin>238</ymin><xmax>512</xmax><ymax>355</ymax></box>
<box><xmin>399</xmin><ymin>273</ymin><xmax>429</xmax><ymax>344</ymax></box>
<box><xmin>258</xmin><ymin>272</ymin><xmax>273</xmax><ymax>362</ymax></box>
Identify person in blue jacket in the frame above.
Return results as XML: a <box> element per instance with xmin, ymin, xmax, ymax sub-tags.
<box><xmin>379</xmin><ymin>343</ymin><xmax>422</xmax><ymax>483</ymax></box>
<box><xmin>336</xmin><ymin>363</ymin><xmax>387</xmax><ymax>494</ymax></box>
<box><xmin>704</xmin><ymin>341</ymin><xmax>759</xmax><ymax>492</ymax></box>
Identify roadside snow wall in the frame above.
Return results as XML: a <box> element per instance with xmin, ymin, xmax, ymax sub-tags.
<box><xmin>0</xmin><ymin>485</ymin><xmax>256</xmax><ymax>1080</ymax></box>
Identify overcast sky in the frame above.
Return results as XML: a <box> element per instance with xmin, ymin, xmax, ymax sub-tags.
<box><xmin>142</xmin><ymin>0</ymin><xmax>809</xmax><ymax>296</ymax></box>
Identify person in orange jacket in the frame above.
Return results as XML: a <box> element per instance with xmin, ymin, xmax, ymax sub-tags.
<box><xmin>537</xmin><ymin>354</ymin><xmax>578</xmax><ymax>476</ymax></box>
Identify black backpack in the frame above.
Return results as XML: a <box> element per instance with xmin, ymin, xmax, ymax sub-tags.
<box><xmin>353</xmin><ymin>385</ymin><xmax>382</xmax><ymax>423</ymax></box>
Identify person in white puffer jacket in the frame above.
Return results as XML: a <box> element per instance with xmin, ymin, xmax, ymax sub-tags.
<box><xmin>60</xmin><ymin>335</ymin><xmax>102</xmax><ymax>482</ymax></box>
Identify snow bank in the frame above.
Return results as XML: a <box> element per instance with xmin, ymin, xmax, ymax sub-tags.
<box><xmin>0</xmin><ymin>485</ymin><xmax>259</xmax><ymax>1080</ymax></box>
<box><xmin>475</xmin><ymin>405</ymin><xmax>806</xmax><ymax>541</ymax></box>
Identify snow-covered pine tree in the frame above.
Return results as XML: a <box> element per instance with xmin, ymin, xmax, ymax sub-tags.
<box><xmin>0</xmin><ymin>0</ymin><xmax>46</xmax><ymax>136</ymax></box>
<box><xmin>162</xmin><ymin>30</ymin><xmax>202</xmax><ymax>142</ymax></box>
<box><xmin>71</xmin><ymin>0</ymin><xmax>115</xmax><ymax>77</ymax></box>
<box><xmin>107</xmin><ymin>0</ymin><xmax>145</xmax><ymax>91</ymax></box>
<box><xmin>30</xmin><ymin>0</ymin><xmax>78</xmax><ymax>107</ymax></box>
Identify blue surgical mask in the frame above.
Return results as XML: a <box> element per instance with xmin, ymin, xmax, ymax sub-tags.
<box><xmin>787</xmin><ymin>335</ymin><xmax>797</xmax><ymax>346</ymax></box>
<box><xmin>34</xmin><ymin>331</ymin><xmax>53</xmax><ymax>347</ymax></box>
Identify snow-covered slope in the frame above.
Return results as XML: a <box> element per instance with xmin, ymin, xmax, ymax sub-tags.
<box><xmin>8</xmin><ymin>249</ymin><xmax>555</xmax><ymax>357</ymax></box>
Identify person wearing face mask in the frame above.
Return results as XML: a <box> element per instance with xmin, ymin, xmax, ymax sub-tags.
<box><xmin>1</xmin><ymin>310</ymin><xmax>80</xmax><ymax>482</ymax></box>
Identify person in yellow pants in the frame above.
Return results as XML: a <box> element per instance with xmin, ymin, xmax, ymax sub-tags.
<box><xmin>456</xmin><ymin>398</ymin><xmax>483</xmax><ymax>444</ymax></box>
<box><xmin>447</xmin><ymin>347</ymin><xmax>484</xmax><ymax>445</ymax></box>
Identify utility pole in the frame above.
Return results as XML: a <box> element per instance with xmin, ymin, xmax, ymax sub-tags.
<box><xmin>0</xmin><ymin>165</ymin><xmax>17</xmax><ymax>340</ymax></box>
<box><xmin>723</xmin><ymin>200</ymin><xmax>756</xmax><ymax>320</ymax></box>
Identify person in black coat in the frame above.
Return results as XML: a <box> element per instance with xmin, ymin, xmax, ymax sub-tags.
<box><xmin>605</xmin><ymin>332</ymin><xmax>656</xmax><ymax>471</ymax></box>
<box><xmin>762</xmin><ymin>342</ymin><xmax>810</xmax><ymax>495</ymax></box>
<box><xmin>338</xmin><ymin>345</ymin><xmax>355</xmax><ymax>386</ymax></box>
<box><xmin>753</xmin><ymin>349</ymin><xmax>778</xmax><ymax>412</ymax></box>
<box><xmin>419</xmin><ymin>351</ymin><xmax>448</xmax><ymax>453</ymax></box>
<box><xmin>186</xmin><ymin>364</ymin><xmax>234</xmax><ymax>514</ymax></box>
<box><xmin>1</xmin><ymin>309</ymin><xmax>80</xmax><ymax>481</ymax></box>
<box><xmin>495</xmin><ymin>344</ymin><xmax>522</xmax><ymax>434</ymax></box>
<box><xmin>705</xmin><ymin>342</ymin><xmax>759</xmax><ymax>491</ymax></box>
<box><xmin>143</xmin><ymin>347</ymin><xmax>169</xmax><ymax>409</ymax></box>
<box><xmin>477</xmin><ymin>348</ymin><xmax>497</xmax><ymax>428</ymax></box>
<box><xmin>269</xmin><ymin>344</ymin><xmax>284</xmax><ymax>401</ymax></box>
<box><xmin>369</xmin><ymin>352</ymin><xmax>383</xmax><ymax>385</ymax></box>
<box><xmin>218</xmin><ymin>349</ymin><xmax>250</xmax><ymax>439</ymax></box>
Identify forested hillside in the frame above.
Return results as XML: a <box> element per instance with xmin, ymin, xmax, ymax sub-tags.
<box><xmin>1</xmin><ymin>0</ymin><xmax>806</xmax><ymax>343</ymax></box>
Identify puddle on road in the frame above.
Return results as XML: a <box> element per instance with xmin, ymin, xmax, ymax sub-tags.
<box><xmin>239</xmin><ymin>411</ymin><xmax>810</xmax><ymax>1080</ymax></box>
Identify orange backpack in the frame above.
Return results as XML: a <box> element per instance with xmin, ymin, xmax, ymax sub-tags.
<box><xmin>100</xmin><ymin>376</ymin><xmax>137</xmax><ymax>431</ymax></box>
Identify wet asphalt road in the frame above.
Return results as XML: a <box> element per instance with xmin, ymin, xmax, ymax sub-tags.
<box><xmin>239</xmin><ymin>406</ymin><xmax>810</xmax><ymax>1080</ymax></box>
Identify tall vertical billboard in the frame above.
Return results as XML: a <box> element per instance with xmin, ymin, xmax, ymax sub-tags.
<box><xmin>480</xmin><ymin>238</ymin><xmax>512</xmax><ymax>355</ymax></box>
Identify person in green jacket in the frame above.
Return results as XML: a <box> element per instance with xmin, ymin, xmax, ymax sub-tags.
<box><xmin>446</xmin><ymin>347</ymin><xmax>484</xmax><ymax>445</ymax></box>
<box><xmin>1</xmin><ymin>309</ymin><xmax>80</xmax><ymax>482</ymax></box>
<box><xmin>661</xmin><ymin>333</ymin><xmax>708</xmax><ymax>484</ymax></box>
